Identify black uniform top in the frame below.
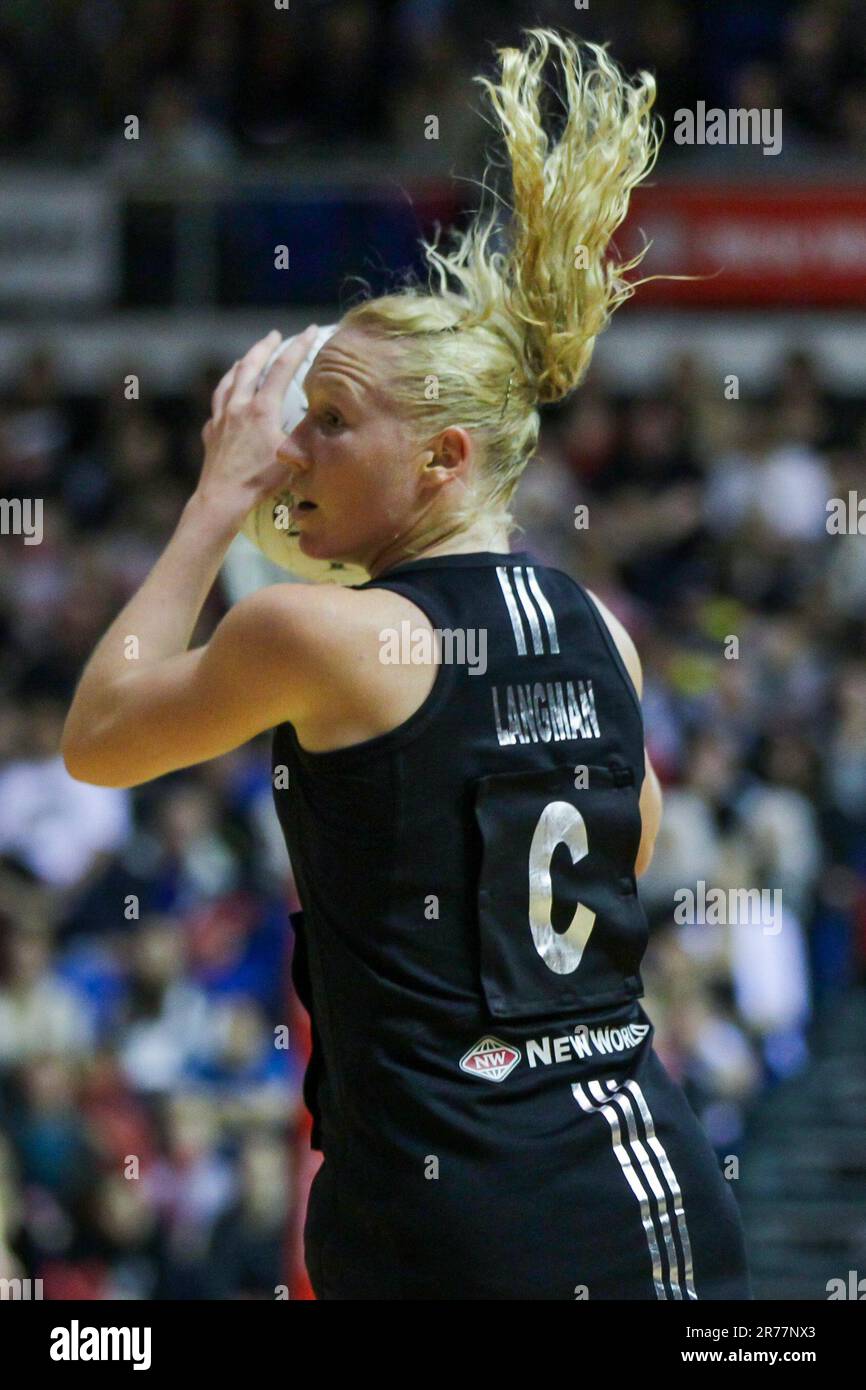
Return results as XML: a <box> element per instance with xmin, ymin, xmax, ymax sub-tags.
<box><xmin>272</xmin><ymin>550</ymin><xmax>651</xmax><ymax>1179</ymax></box>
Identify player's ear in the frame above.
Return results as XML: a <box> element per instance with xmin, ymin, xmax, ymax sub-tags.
<box><xmin>414</xmin><ymin>430</ymin><xmax>469</xmax><ymax>492</ymax></box>
<box><xmin>437</xmin><ymin>426</ymin><xmax>472</xmax><ymax>467</ymax></box>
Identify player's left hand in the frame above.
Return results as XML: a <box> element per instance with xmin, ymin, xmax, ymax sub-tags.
<box><xmin>196</xmin><ymin>325</ymin><xmax>319</xmax><ymax>526</ymax></box>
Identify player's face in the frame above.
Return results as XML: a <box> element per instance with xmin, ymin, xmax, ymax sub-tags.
<box><xmin>275</xmin><ymin>328</ymin><xmax>441</xmax><ymax>574</ymax></box>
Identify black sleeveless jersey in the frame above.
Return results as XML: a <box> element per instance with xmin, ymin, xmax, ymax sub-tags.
<box><xmin>270</xmin><ymin>552</ymin><xmax>757</xmax><ymax>1300</ymax></box>
<box><xmin>272</xmin><ymin>550</ymin><xmax>652</xmax><ymax>1161</ymax></box>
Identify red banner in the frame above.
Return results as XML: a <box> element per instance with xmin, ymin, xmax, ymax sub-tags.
<box><xmin>617</xmin><ymin>184</ymin><xmax>866</xmax><ymax>306</ymax></box>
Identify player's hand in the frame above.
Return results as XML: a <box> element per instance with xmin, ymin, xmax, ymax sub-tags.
<box><xmin>196</xmin><ymin>325</ymin><xmax>319</xmax><ymax>526</ymax></box>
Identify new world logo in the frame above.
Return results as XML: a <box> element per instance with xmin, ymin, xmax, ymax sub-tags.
<box><xmin>460</xmin><ymin>1036</ymin><xmax>521</xmax><ymax>1083</ymax></box>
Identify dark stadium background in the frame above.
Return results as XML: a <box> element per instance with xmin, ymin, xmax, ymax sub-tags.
<box><xmin>1</xmin><ymin>0</ymin><xmax>865</xmax><ymax>1300</ymax></box>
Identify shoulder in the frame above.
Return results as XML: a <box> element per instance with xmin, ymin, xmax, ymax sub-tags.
<box><xmin>583</xmin><ymin>587</ymin><xmax>643</xmax><ymax>699</ymax></box>
<box><xmin>218</xmin><ymin>580</ymin><xmax>434</xmax><ymax>724</ymax></box>
<box><xmin>223</xmin><ymin>581</ymin><xmax>429</xmax><ymax>656</ymax></box>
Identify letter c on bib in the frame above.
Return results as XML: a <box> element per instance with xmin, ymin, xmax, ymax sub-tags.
<box><xmin>528</xmin><ymin>800</ymin><xmax>597</xmax><ymax>974</ymax></box>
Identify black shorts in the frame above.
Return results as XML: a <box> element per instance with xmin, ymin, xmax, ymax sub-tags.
<box><xmin>304</xmin><ymin>1044</ymin><xmax>753</xmax><ymax>1300</ymax></box>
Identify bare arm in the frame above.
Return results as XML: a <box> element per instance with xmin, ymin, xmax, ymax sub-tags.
<box><xmin>61</xmin><ymin>327</ymin><xmax>324</xmax><ymax>788</ymax></box>
<box><xmin>61</xmin><ymin>571</ymin><xmax>330</xmax><ymax>788</ymax></box>
<box><xmin>585</xmin><ymin>588</ymin><xmax>662</xmax><ymax>877</ymax></box>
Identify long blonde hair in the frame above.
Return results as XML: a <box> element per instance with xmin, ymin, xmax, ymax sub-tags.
<box><xmin>342</xmin><ymin>28</ymin><xmax>664</xmax><ymax>549</ymax></box>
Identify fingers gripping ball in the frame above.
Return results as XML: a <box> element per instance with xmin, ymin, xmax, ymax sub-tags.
<box><xmin>240</xmin><ymin>324</ymin><xmax>369</xmax><ymax>586</ymax></box>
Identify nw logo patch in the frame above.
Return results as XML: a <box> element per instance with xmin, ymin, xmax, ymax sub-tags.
<box><xmin>459</xmin><ymin>1036</ymin><xmax>521</xmax><ymax>1082</ymax></box>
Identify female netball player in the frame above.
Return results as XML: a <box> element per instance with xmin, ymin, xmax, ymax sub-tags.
<box><xmin>62</xmin><ymin>31</ymin><xmax>751</xmax><ymax>1299</ymax></box>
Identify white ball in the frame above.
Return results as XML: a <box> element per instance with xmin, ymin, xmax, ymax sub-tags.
<box><xmin>240</xmin><ymin>324</ymin><xmax>369</xmax><ymax>586</ymax></box>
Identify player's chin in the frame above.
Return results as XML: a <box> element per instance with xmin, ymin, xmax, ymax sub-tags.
<box><xmin>297</xmin><ymin>524</ymin><xmax>347</xmax><ymax>561</ymax></box>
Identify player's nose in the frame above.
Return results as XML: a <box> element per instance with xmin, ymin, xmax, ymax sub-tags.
<box><xmin>276</xmin><ymin>434</ymin><xmax>309</xmax><ymax>474</ymax></box>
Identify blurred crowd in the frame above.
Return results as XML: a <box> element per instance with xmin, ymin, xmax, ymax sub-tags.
<box><xmin>0</xmin><ymin>345</ymin><xmax>304</xmax><ymax>1296</ymax></box>
<box><xmin>1</xmin><ymin>334</ymin><xmax>865</xmax><ymax>1294</ymax></box>
<box><xmin>2</xmin><ymin>0</ymin><xmax>866</xmax><ymax>171</ymax></box>
<box><xmin>517</xmin><ymin>344</ymin><xmax>866</xmax><ymax>1153</ymax></box>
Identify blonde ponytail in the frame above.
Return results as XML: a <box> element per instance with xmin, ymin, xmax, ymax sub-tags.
<box><xmin>343</xmin><ymin>29</ymin><xmax>665</xmax><ymax>544</ymax></box>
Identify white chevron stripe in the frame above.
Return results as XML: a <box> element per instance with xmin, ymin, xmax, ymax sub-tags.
<box><xmin>573</xmin><ymin>1079</ymin><xmax>667</xmax><ymax>1298</ymax></box>
<box><xmin>513</xmin><ymin>566</ymin><xmax>544</xmax><ymax>655</ymax></box>
<box><xmin>572</xmin><ymin>1075</ymin><xmax>698</xmax><ymax>1299</ymax></box>
<box><xmin>602</xmin><ymin>1082</ymin><xmax>685</xmax><ymax>1298</ymax></box>
<box><xmin>621</xmin><ymin>1078</ymin><xmax>697</xmax><ymax>1299</ymax></box>
<box><xmin>526</xmin><ymin>567</ymin><xmax>560</xmax><ymax>654</ymax></box>
<box><xmin>496</xmin><ymin>566</ymin><xmax>527</xmax><ymax>655</ymax></box>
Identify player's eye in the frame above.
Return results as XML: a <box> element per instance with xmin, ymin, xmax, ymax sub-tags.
<box><xmin>320</xmin><ymin>408</ymin><xmax>343</xmax><ymax>429</ymax></box>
